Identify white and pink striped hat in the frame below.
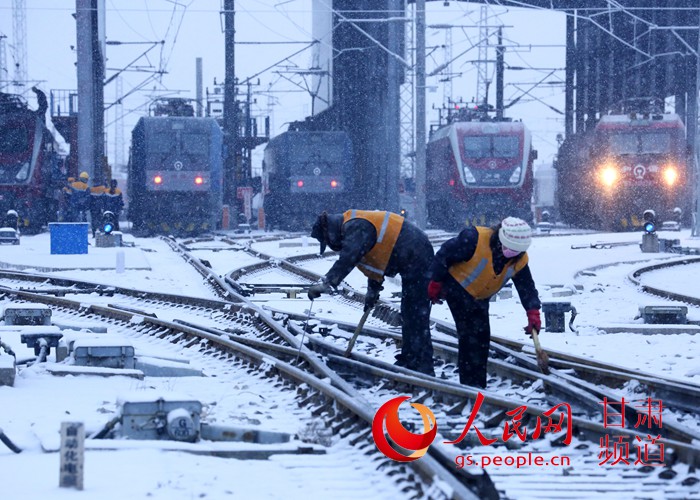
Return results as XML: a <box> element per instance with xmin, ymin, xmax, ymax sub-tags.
<box><xmin>498</xmin><ymin>217</ymin><xmax>532</xmax><ymax>252</ymax></box>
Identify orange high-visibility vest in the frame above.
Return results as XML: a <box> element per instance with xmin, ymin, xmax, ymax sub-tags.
<box><xmin>448</xmin><ymin>226</ymin><xmax>529</xmax><ymax>300</ymax></box>
<box><xmin>343</xmin><ymin>210</ymin><xmax>404</xmax><ymax>281</ymax></box>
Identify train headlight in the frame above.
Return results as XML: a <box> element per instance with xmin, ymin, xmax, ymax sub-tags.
<box><xmin>330</xmin><ymin>180</ymin><xmax>338</xmax><ymax>188</ymax></box>
<box><xmin>194</xmin><ymin>176</ymin><xmax>204</xmax><ymax>185</ymax></box>
<box><xmin>662</xmin><ymin>166</ymin><xmax>678</xmax><ymax>186</ymax></box>
<box><xmin>154</xmin><ymin>175</ymin><xmax>163</xmax><ymax>185</ymax></box>
<box><xmin>599</xmin><ymin>165</ymin><xmax>618</xmax><ymax>187</ymax></box>
<box><xmin>509</xmin><ymin>166</ymin><xmax>522</xmax><ymax>184</ymax></box>
<box><xmin>296</xmin><ymin>180</ymin><xmax>304</xmax><ymax>188</ymax></box>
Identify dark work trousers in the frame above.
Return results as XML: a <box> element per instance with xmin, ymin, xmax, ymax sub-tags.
<box><xmin>398</xmin><ymin>271</ymin><xmax>434</xmax><ymax>375</ymax></box>
<box><xmin>444</xmin><ymin>279</ymin><xmax>491</xmax><ymax>387</ymax></box>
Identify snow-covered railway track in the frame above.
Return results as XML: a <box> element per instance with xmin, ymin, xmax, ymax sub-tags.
<box><xmin>628</xmin><ymin>256</ymin><xmax>700</xmax><ymax>305</ymax></box>
<box><xmin>3</xmin><ymin>253</ymin><xmax>700</xmax><ymax>498</ymax></box>
<box><xmin>175</xmin><ymin>237</ymin><xmax>700</xmax><ymax>498</ymax></box>
<box><xmin>0</xmin><ymin>278</ymin><xmax>481</xmax><ymax>500</ymax></box>
<box><xmin>193</xmin><ymin>237</ymin><xmax>700</xmax><ymax>426</ymax></box>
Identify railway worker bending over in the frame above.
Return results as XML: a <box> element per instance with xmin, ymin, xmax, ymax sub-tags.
<box><xmin>308</xmin><ymin>210</ymin><xmax>435</xmax><ymax>376</ymax></box>
<box><xmin>427</xmin><ymin>217</ymin><xmax>542</xmax><ymax>388</ymax></box>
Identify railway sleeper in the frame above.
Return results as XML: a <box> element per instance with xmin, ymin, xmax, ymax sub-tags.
<box><xmin>310</xmin><ymin>403</ymin><xmax>333</xmax><ymax>418</ymax></box>
<box><xmin>332</xmin><ymin>414</ymin><xmax>360</xmax><ymax>436</ymax></box>
<box><xmin>348</xmin><ymin>428</ymin><xmax>373</xmax><ymax>447</ymax></box>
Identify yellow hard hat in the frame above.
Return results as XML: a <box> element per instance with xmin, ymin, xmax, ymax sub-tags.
<box><xmin>79</xmin><ymin>171</ymin><xmax>89</xmax><ymax>180</ymax></box>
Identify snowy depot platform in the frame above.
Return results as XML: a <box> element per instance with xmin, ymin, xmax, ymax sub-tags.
<box><xmin>0</xmin><ymin>232</ymin><xmax>150</xmax><ymax>272</ymax></box>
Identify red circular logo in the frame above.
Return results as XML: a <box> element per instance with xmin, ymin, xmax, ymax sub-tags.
<box><xmin>372</xmin><ymin>396</ymin><xmax>438</xmax><ymax>462</ymax></box>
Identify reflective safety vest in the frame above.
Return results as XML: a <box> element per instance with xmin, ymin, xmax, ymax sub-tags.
<box><xmin>343</xmin><ymin>210</ymin><xmax>404</xmax><ymax>281</ymax></box>
<box><xmin>69</xmin><ymin>180</ymin><xmax>90</xmax><ymax>210</ymax></box>
<box><xmin>104</xmin><ymin>187</ymin><xmax>124</xmax><ymax>213</ymax></box>
<box><xmin>448</xmin><ymin>226</ymin><xmax>529</xmax><ymax>300</ymax></box>
<box><xmin>90</xmin><ymin>185</ymin><xmax>106</xmax><ymax>211</ymax></box>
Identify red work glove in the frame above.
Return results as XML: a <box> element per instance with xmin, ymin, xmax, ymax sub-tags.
<box><xmin>525</xmin><ymin>309</ymin><xmax>541</xmax><ymax>336</ymax></box>
<box><xmin>427</xmin><ymin>280</ymin><xmax>444</xmax><ymax>304</ymax></box>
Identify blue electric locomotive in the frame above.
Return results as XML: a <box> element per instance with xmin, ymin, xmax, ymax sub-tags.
<box><xmin>127</xmin><ymin>116</ymin><xmax>223</xmax><ymax>235</ymax></box>
<box><xmin>262</xmin><ymin>130</ymin><xmax>353</xmax><ymax>231</ymax></box>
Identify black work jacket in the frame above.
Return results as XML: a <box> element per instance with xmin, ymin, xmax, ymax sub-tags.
<box><xmin>324</xmin><ymin>215</ymin><xmax>434</xmax><ymax>291</ymax></box>
<box><xmin>429</xmin><ymin>225</ymin><xmax>541</xmax><ymax>310</ymax></box>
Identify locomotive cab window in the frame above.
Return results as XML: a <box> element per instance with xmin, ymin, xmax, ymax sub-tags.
<box><xmin>182</xmin><ymin>134</ymin><xmax>209</xmax><ymax>157</ymax></box>
<box><xmin>0</xmin><ymin>161</ymin><xmax>31</xmax><ymax>183</ymax></box>
<box><xmin>640</xmin><ymin>133</ymin><xmax>671</xmax><ymax>154</ymax></box>
<box><xmin>493</xmin><ymin>136</ymin><xmax>520</xmax><ymax>158</ymax></box>
<box><xmin>463</xmin><ymin>135</ymin><xmax>520</xmax><ymax>159</ymax></box>
<box><xmin>0</xmin><ymin>125</ymin><xmax>29</xmax><ymax>153</ymax></box>
<box><xmin>150</xmin><ymin>133</ymin><xmax>175</xmax><ymax>154</ymax></box>
<box><xmin>609</xmin><ymin>132</ymin><xmax>671</xmax><ymax>155</ymax></box>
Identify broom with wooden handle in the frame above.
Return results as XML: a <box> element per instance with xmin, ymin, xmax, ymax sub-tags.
<box><xmin>530</xmin><ymin>327</ymin><xmax>550</xmax><ymax>375</ymax></box>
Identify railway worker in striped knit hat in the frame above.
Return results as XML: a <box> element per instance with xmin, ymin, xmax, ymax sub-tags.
<box><xmin>427</xmin><ymin>217</ymin><xmax>542</xmax><ymax>388</ymax></box>
<box><xmin>308</xmin><ymin>210</ymin><xmax>435</xmax><ymax>376</ymax></box>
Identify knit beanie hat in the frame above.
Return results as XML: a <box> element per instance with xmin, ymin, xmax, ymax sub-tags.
<box><xmin>498</xmin><ymin>217</ymin><xmax>532</xmax><ymax>252</ymax></box>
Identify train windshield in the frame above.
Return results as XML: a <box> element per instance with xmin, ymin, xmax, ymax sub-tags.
<box><xmin>463</xmin><ymin>135</ymin><xmax>519</xmax><ymax>159</ymax></box>
<box><xmin>0</xmin><ymin>161</ymin><xmax>30</xmax><ymax>183</ymax></box>
<box><xmin>182</xmin><ymin>133</ymin><xmax>209</xmax><ymax>156</ymax></box>
<box><xmin>608</xmin><ymin>132</ymin><xmax>671</xmax><ymax>155</ymax></box>
<box><xmin>148</xmin><ymin>131</ymin><xmax>210</xmax><ymax>167</ymax></box>
<box><xmin>0</xmin><ymin>123</ymin><xmax>31</xmax><ymax>183</ymax></box>
<box><xmin>0</xmin><ymin>123</ymin><xmax>30</xmax><ymax>154</ymax></box>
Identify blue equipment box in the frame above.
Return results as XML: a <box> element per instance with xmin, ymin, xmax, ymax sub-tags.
<box><xmin>49</xmin><ymin>223</ymin><xmax>89</xmax><ymax>255</ymax></box>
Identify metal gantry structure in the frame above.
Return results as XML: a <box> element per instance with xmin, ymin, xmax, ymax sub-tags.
<box><xmin>14</xmin><ymin>0</ymin><xmax>700</xmax><ymax>232</ymax></box>
<box><xmin>11</xmin><ymin>0</ymin><xmax>27</xmax><ymax>93</ymax></box>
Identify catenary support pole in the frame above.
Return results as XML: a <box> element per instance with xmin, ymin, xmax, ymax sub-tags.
<box><xmin>414</xmin><ymin>0</ymin><xmax>427</xmax><ymax>229</ymax></box>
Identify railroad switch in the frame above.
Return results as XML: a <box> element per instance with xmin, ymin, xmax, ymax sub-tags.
<box><xmin>72</xmin><ymin>340</ymin><xmax>136</xmax><ymax>369</ymax></box>
<box><xmin>113</xmin><ymin>394</ymin><xmax>291</xmax><ymax>444</ymax></box>
<box><xmin>541</xmin><ymin>301</ymin><xmax>578</xmax><ymax>333</ymax></box>
<box><xmin>19</xmin><ymin>329</ymin><xmax>64</xmax><ymax>359</ymax></box>
<box><xmin>638</xmin><ymin>305</ymin><xmax>687</xmax><ymax>325</ymax></box>
<box><xmin>283</xmin><ymin>288</ymin><xmax>302</xmax><ymax>299</ymax></box>
<box><xmin>2</xmin><ymin>303</ymin><xmax>52</xmax><ymax>326</ymax></box>
<box><xmin>119</xmin><ymin>396</ymin><xmax>203</xmax><ymax>442</ymax></box>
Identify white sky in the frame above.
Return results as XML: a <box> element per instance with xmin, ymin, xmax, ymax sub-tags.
<box><xmin>1</xmin><ymin>227</ymin><xmax>700</xmax><ymax>498</ymax></box>
<box><xmin>0</xmin><ymin>1</ymin><xmax>566</xmax><ymax>173</ymax></box>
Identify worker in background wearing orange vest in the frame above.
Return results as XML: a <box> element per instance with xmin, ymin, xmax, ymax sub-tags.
<box><xmin>308</xmin><ymin>210</ymin><xmax>435</xmax><ymax>375</ymax></box>
<box><xmin>67</xmin><ymin>172</ymin><xmax>90</xmax><ymax>222</ymax></box>
<box><xmin>59</xmin><ymin>176</ymin><xmax>75</xmax><ymax>222</ymax></box>
<box><xmin>89</xmin><ymin>180</ymin><xmax>107</xmax><ymax>236</ymax></box>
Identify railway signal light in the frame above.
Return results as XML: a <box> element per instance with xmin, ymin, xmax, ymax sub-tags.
<box><xmin>102</xmin><ymin>211</ymin><xmax>117</xmax><ymax>235</ymax></box>
<box><xmin>643</xmin><ymin>209</ymin><xmax>656</xmax><ymax>234</ymax></box>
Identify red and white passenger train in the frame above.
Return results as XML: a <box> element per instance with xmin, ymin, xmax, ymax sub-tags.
<box><xmin>557</xmin><ymin>111</ymin><xmax>690</xmax><ymax>230</ymax></box>
<box><xmin>0</xmin><ymin>89</ymin><xmax>62</xmax><ymax>233</ymax></box>
<box><xmin>426</xmin><ymin>111</ymin><xmax>536</xmax><ymax>230</ymax></box>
